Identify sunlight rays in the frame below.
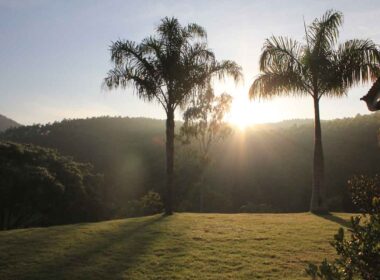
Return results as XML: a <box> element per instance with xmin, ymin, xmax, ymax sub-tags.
<box><xmin>225</xmin><ymin>89</ymin><xmax>285</xmax><ymax>129</ymax></box>
<box><xmin>212</xmin><ymin>80</ymin><xmax>293</xmax><ymax>129</ymax></box>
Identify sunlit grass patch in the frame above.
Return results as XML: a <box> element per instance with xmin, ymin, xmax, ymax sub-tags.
<box><xmin>0</xmin><ymin>213</ymin><xmax>352</xmax><ymax>280</ymax></box>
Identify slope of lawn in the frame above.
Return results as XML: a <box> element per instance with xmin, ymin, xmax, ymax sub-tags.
<box><xmin>0</xmin><ymin>213</ymin><xmax>352</xmax><ymax>280</ymax></box>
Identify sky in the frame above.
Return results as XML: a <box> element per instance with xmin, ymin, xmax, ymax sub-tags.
<box><xmin>0</xmin><ymin>0</ymin><xmax>380</xmax><ymax>126</ymax></box>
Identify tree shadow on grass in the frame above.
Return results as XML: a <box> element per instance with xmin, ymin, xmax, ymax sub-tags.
<box><xmin>314</xmin><ymin>213</ymin><xmax>352</xmax><ymax>228</ymax></box>
<box><xmin>5</xmin><ymin>214</ymin><xmax>170</xmax><ymax>280</ymax></box>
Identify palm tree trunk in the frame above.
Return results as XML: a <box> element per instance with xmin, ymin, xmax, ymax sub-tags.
<box><xmin>165</xmin><ymin>107</ymin><xmax>175</xmax><ymax>215</ymax></box>
<box><xmin>310</xmin><ymin>96</ymin><xmax>328</xmax><ymax>214</ymax></box>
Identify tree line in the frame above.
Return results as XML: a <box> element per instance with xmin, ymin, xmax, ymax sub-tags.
<box><xmin>2</xmin><ymin>113</ymin><xmax>380</xmax><ymax>218</ymax></box>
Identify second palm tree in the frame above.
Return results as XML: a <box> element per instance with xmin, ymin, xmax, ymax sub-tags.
<box><xmin>249</xmin><ymin>10</ymin><xmax>380</xmax><ymax>213</ymax></box>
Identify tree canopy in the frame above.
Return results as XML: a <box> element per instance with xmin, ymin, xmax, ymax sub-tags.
<box><xmin>0</xmin><ymin>141</ymin><xmax>105</xmax><ymax>230</ymax></box>
<box><xmin>2</xmin><ymin>114</ymin><xmax>380</xmax><ymax>215</ymax></box>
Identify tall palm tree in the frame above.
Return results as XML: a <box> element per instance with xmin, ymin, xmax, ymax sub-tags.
<box><xmin>104</xmin><ymin>17</ymin><xmax>242</xmax><ymax>215</ymax></box>
<box><xmin>249</xmin><ymin>10</ymin><xmax>380</xmax><ymax>213</ymax></box>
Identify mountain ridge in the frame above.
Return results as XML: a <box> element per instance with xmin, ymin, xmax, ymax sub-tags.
<box><xmin>0</xmin><ymin>114</ymin><xmax>20</xmax><ymax>132</ymax></box>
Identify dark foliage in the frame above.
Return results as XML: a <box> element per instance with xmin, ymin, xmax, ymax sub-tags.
<box><xmin>306</xmin><ymin>175</ymin><xmax>380</xmax><ymax>279</ymax></box>
<box><xmin>0</xmin><ymin>141</ymin><xmax>106</xmax><ymax>230</ymax></box>
<box><xmin>1</xmin><ymin>113</ymin><xmax>380</xmax><ymax>214</ymax></box>
<box><xmin>123</xmin><ymin>191</ymin><xmax>163</xmax><ymax>217</ymax></box>
<box><xmin>349</xmin><ymin>175</ymin><xmax>380</xmax><ymax>214</ymax></box>
<box><xmin>1</xmin><ymin>117</ymin><xmax>167</xmax><ymax>216</ymax></box>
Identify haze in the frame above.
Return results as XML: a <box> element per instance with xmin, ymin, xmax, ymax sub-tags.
<box><xmin>0</xmin><ymin>0</ymin><xmax>379</xmax><ymax>125</ymax></box>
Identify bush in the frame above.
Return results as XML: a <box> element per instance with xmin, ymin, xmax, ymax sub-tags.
<box><xmin>125</xmin><ymin>191</ymin><xmax>163</xmax><ymax>217</ymax></box>
<box><xmin>306</xmin><ymin>175</ymin><xmax>380</xmax><ymax>280</ymax></box>
<box><xmin>0</xmin><ymin>141</ymin><xmax>106</xmax><ymax>230</ymax></box>
<box><xmin>349</xmin><ymin>175</ymin><xmax>380</xmax><ymax>214</ymax></box>
<box><xmin>140</xmin><ymin>191</ymin><xmax>163</xmax><ymax>215</ymax></box>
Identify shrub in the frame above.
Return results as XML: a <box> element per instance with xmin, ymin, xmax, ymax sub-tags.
<box><xmin>306</xmin><ymin>175</ymin><xmax>380</xmax><ymax>280</ymax></box>
<box><xmin>140</xmin><ymin>191</ymin><xmax>163</xmax><ymax>215</ymax></box>
<box><xmin>125</xmin><ymin>191</ymin><xmax>163</xmax><ymax>217</ymax></box>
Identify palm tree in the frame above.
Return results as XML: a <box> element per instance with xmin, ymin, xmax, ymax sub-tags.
<box><xmin>104</xmin><ymin>17</ymin><xmax>242</xmax><ymax>215</ymax></box>
<box><xmin>249</xmin><ymin>10</ymin><xmax>380</xmax><ymax>213</ymax></box>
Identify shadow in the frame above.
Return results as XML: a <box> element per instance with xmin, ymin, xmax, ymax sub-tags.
<box><xmin>314</xmin><ymin>213</ymin><xmax>352</xmax><ymax>228</ymax></box>
<box><xmin>2</xmin><ymin>214</ymin><xmax>169</xmax><ymax>280</ymax></box>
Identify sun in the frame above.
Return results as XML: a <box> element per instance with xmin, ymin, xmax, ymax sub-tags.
<box><xmin>228</xmin><ymin>107</ymin><xmax>251</xmax><ymax>130</ymax></box>
<box><xmin>227</xmin><ymin>96</ymin><xmax>253</xmax><ymax>130</ymax></box>
<box><xmin>226</xmin><ymin>94</ymin><xmax>282</xmax><ymax>129</ymax></box>
<box><xmin>213</xmin><ymin>82</ymin><xmax>282</xmax><ymax>129</ymax></box>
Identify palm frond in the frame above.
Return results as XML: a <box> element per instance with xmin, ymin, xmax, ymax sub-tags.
<box><xmin>110</xmin><ymin>40</ymin><xmax>158</xmax><ymax>79</ymax></box>
<box><xmin>183</xmin><ymin>42</ymin><xmax>215</xmax><ymax>64</ymax></box>
<box><xmin>308</xmin><ymin>10</ymin><xmax>343</xmax><ymax>55</ymax></box>
<box><xmin>260</xmin><ymin>36</ymin><xmax>303</xmax><ymax>72</ymax></box>
<box><xmin>185</xmin><ymin>23</ymin><xmax>207</xmax><ymax>39</ymax></box>
<box><xmin>103</xmin><ymin>66</ymin><xmax>158</xmax><ymax>102</ymax></box>
<box><xmin>249</xmin><ymin>68</ymin><xmax>308</xmax><ymax>100</ymax></box>
<box><xmin>110</xmin><ymin>40</ymin><xmax>138</xmax><ymax>65</ymax></box>
<box><xmin>210</xmin><ymin>60</ymin><xmax>243</xmax><ymax>84</ymax></box>
<box><xmin>140</xmin><ymin>36</ymin><xmax>163</xmax><ymax>59</ymax></box>
<box><xmin>157</xmin><ymin>17</ymin><xmax>181</xmax><ymax>39</ymax></box>
<box><xmin>335</xmin><ymin>39</ymin><xmax>380</xmax><ymax>87</ymax></box>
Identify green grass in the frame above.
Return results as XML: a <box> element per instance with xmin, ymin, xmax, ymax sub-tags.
<box><xmin>0</xmin><ymin>213</ymin><xmax>352</xmax><ymax>279</ymax></box>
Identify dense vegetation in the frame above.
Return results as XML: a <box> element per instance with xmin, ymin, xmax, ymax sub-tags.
<box><xmin>0</xmin><ymin>212</ymin><xmax>352</xmax><ymax>279</ymax></box>
<box><xmin>0</xmin><ymin>142</ymin><xmax>105</xmax><ymax>229</ymax></box>
<box><xmin>0</xmin><ymin>114</ymin><xmax>20</xmax><ymax>132</ymax></box>
<box><xmin>307</xmin><ymin>175</ymin><xmax>380</xmax><ymax>279</ymax></box>
<box><xmin>2</xmin><ymin>113</ymin><xmax>379</xmax><ymax>216</ymax></box>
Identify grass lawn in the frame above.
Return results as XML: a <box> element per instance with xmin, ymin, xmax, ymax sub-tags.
<box><xmin>0</xmin><ymin>213</ymin><xmax>352</xmax><ymax>279</ymax></box>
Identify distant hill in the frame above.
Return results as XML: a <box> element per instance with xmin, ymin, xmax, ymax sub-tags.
<box><xmin>0</xmin><ymin>114</ymin><xmax>20</xmax><ymax>132</ymax></box>
<box><xmin>2</xmin><ymin>113</ymin><xmax>380</xmax><ymax>214</ymax></box>
<box><xmin>269</xmin><ymin>118</ymin><xmax>313</xmax><ymax>128</ymax></box>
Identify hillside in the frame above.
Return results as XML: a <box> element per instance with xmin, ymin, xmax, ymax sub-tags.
<box><xmin>1</xmin><ymin>113</ymin><xmax>380</xmax><ymax>214</ymax></box>
<box><xmin>0</xmin><ymin>141</ymin><xmax>105</xmax><ymax>230</ymax></box>
<box><xmin>0</xmin><ymin>213</ymin><xmax>352</xmax><ymax>280</ymax></box>
<box><xmin>0</xmin><ymin>114</ymin><xmax>20</xmax><ymax>132</ymax></box>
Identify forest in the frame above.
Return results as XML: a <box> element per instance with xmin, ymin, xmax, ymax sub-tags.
<box><xmin>0</xmin><ymin>141</ymin><xmax>105</xmax><ymax>230</ymax></box>
<box><xmin>1</xmin><ymin>112</ymin><xmax>379</xmax><ymax>223</ymax></box>
<box><xmin>1</xmin><ymin>6</ymin><xmax>380</xmax><ymax>279</ymax></box>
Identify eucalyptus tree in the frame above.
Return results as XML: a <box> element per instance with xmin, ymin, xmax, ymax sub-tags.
<box><xmin>249</xmin><ymin>10</ymin><xmax>380</xmax><ymax>213</ymax></box>
<box><xmin>180</xmin><ymin>84</ymin><xmax>233</xmax><ymax>211</ymax></box>
<box><xmin>104</xmin><ymin>17</ymin><xmax>242</xmax><ymax>215</ymax></box>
